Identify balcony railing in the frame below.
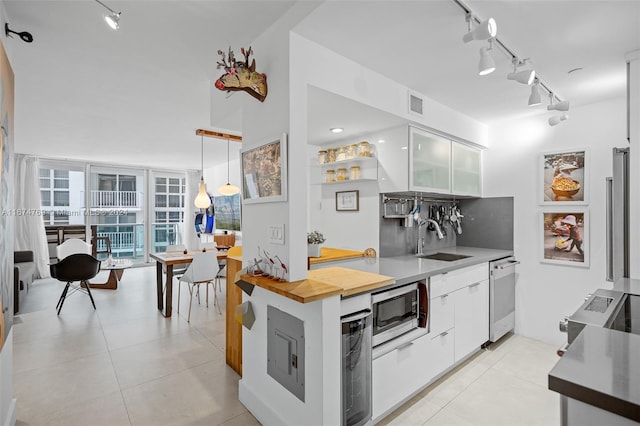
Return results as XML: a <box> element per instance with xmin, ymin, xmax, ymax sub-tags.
<box><xmin>94</xmin><ymin>222</ymin><xmax>183</xmax><ymax>263</ymax></box>
<box><xmin>90</xmin><ymin>190</ymin><xmax>141</xmax><ymax>209</ymax></box>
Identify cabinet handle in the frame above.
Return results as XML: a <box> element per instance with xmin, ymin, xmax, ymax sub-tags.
<box><xmin>469</xmin><ymin>282</ymin><xmax>481</xmax><ymax>288</ymax></box>
<box><xmin>441</xmin><ymin>294</ymin><xmax>449</xmax><ymax>299</ymax></box>
<box><xmin>396</xmin><ymin>341</ymin><xmax>414</xmax><ymax>351</ymax></box>
<box><xmin>439</xmin><ymin>331</ymin><xmax>449</xmax><ymax>337</ymax></box>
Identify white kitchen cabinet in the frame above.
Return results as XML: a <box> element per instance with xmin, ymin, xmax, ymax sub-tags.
<box><xmin>452</xmin><ymin>142</ymin><xmax>482</xmax><ymax>196</ymax></box>
<box><xmin>372</xmin><ymin>333</ymin><xmax>433</xmax><ymax>420</ymax></box>
<box><xmin>409</xmin><ymin>126</ymin><xmax>451</xmax><ymax>193</ymax></box>
<box><xmin>396</xmin><ymin>126</ymin><xmax>482</xmax><ymax>196</ymax></box>
<box><xmin>453</xmin><ymin>279</ymin><xmax>489</xmax><ymax>362</ymax></box>
<box><xmin>429</xmin><ymin>291</ymin><xmax>454</xmax><ymax>336</ymax></box>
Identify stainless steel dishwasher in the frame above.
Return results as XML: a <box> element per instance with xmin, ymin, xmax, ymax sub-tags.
<box><xmin>489</xmin><ymin>256</ymin><xmax>519</xmax><ymax>342</ymax></box>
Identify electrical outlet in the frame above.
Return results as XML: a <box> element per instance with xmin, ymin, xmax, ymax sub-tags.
<box><xmin>269</xmin><ymin>224</ymin><xmax>285</xmax><ymax>245</ymax></box>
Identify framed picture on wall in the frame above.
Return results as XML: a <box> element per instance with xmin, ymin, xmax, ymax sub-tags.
<box><xmin>540</xmin><ymin>149</ymin><xmax>588</xmax><ymax>205</ymax></box>
<box><xmin>336</xmin><ymin>190</ymin><xmax>359</xmax><ymax>211</ymax></box>
<box><xmin>540</xmin><ymin>209</ymin><xmax>589</xmax><ymax>268</ymax></box>
<box><xmin>240</xmin><ymin>133</ymin><xmax>288</xmax><ymax>204</ymax></box>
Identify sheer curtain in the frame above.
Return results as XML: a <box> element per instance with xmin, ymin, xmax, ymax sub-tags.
<box><xmin>14</xmin><ymin>155</ymin><xmax>50</xmax><ymax>278</ymax></box>
<box><xmin>183</xmin><ymin>170</ymin><xmax>201</xmax><ymax>251</ymax></box>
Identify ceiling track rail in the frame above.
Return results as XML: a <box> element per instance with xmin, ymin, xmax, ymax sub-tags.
<box><xmin>195</xmin><ymin>129</ymin><xmax>242</xmax><ymax>142</ymax></box>
<box><xmin>451</xmin><ymin>0</ymin><xmax>563</xmax><ymax>103</ymax></box>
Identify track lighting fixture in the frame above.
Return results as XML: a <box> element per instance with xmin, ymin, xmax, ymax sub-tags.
<box><xmin>549</xmin><ymin>114</ymin><xmax>569</xmax><ymax>126</ymax></box>
<box><xmin>478</xmin><ymin>39</ymin><xmax>495</xmax><ymax>76</ymax></box>
<box><xmin>94</xmin><ymin>0</ymin><xmax>121</xmax><ymax>30</ymax></box>
<box><xmin>507</xmin><ymin>58</ymin><xmax>535</xmax><ymax>85</ymax></box>
<box><xmin>547</xmin><ymin>100</ymin><xmax>570</xmax><ymax>111</ymax></box>
<box><xmin>194</xmin><ymin>135</ymin><xmax>212</xmax><ymax>209</ymax></box>
<box><xmin>528</xmin><ymin>79</ymin><xmax>542</xmax><ymax>106</ymax></box>
<box><xmin>4</xmin><ymin>23</ymin><xmax>33</xmax><ymax>43</ymax></box>
<box><xmin>462</xmin><ymin>14</ymin><xmax>497</xmax><ymax>43</ymax></box>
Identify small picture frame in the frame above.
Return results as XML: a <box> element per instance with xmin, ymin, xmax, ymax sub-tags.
<box><xmin>240</xmin><ymin>133</ymin><xmax>288</xmax><ymax>204</ymax></box>
<box><xmin>336</xmin><ymin>190</ymin><xmax>359</xmax><ymax>212</ymax></box>
<box><xmin>540</xmin><ymin>149</ymin><xmax>588</xmax><ymax>205</ymax></box>
<box><xmin>540</xmin><ymin>209</ymin><xmax>589</xmax><ymax>268</ymax></box>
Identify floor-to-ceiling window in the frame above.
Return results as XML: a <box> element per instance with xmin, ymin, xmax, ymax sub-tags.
<box><xmin>90</xmin><ymin>166</ymin><xmax>145</xmax><ymax>263</ymax></box>
<box><xmin>38</xmin><ymin>159</ymin><xmax>187</xmax><ymax>263</ymax></box>
<box><xmin>152</xmin><ymin>174</ymin><xmax>185</xmax><ymax>252</ymax></box>
<box><xmin>39</xmin><ymin>161</ymin><xmax>86</xmax><ymax>225</ymax></box>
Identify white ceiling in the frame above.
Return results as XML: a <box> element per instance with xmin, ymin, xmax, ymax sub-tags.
<box><xmin>4</xmin><ymin>1</ymin><xmax>640</xmax><ymax>170</ymax></box>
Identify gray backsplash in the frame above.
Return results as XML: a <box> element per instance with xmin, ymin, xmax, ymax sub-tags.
<box><xmin>379</xmin><ymin>195</ymin><xmax>514</xmax><ymax>257</ymax></box>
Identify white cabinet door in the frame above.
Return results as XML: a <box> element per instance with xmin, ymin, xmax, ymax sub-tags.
<box><xmin>452</xmin><ymin>142</ymin><xmax>481</xmax><ymax>196</ymax></box>
<box><xmin>426</xmin><ymin>328</ymin><xmax>455</xmax><ymax>382</ymax></box>
<box><xmin>409</xmin><ymin>127</ymin><xmax>451</xmax><ymax>193</ymax></box>
<box><xmin>453</xmin><ymin>279</ymin><xmax>489</xmax><ymax>362</ymax></box>
<box><xmin>429</xmin><ymin>292</ymin><xmax>454</xmax><ymax>336</ymax></box>
<box><xmin>372</xmin><ymin>333</ymin><xmax>433</xmax><ymax>419</ymax></box>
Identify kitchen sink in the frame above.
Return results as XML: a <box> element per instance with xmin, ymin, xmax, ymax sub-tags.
<box><xmin>416</xmin><ymin>252</ymin><xmax>471</xmax><ymax>261</ymax></box>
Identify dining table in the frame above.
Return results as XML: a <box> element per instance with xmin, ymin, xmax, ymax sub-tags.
<box><xmin>150</xmin><ymin>248</ymin><xmax>229</xmax><ymax>318</ymax></box>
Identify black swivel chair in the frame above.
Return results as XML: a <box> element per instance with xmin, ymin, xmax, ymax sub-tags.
<box><xmin>51</xmin><ymin>253</ymin><xmax>101</xmax><ymax>315</ymax></box>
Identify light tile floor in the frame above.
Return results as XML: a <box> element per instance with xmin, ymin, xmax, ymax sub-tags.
<box><xmin>13</xmin><ymin>265</ymin><xmax>561</xmax><ymax>426</ymax></box>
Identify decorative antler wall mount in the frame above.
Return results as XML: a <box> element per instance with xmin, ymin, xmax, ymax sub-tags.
<box><xmin>214</xmin><ymin>46</ymin><xmax>268</xmax><ymax>102</ymax></box>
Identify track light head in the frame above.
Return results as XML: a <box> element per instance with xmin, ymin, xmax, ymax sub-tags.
<box><xmin>507</xmin><ymin>58</ymin><xmax>535</xmax><ymax>85</ymax></box>
<box><xmin>528</xmin><ymin>80</ymin><xmax>542</xmax><ymax>106</ymax></box>
<box><xmin>547</xmin><ymin>100</ymin><xmax>570</xmax><ymax>111</ymax></box>
<box><xmin>104</xmin><ymin>12</ymin><xmax>121</xmax><ymax>30</ymax></box>
<box><xmin>478</xmin><ymin>46</ymin><xmax>495</xmax><ymax>76</ymax></box>
<box><xmin>463</xmin><ymin>17</ymin><xmax>497</xmax><ymax>43</ymax></box>
<box><xmin>94</xmin><ymin>0</ymin><xmax>121</xmax><ymax>30</ymax></box>
<box><xmin>549</xmin><ymin>113</ymin><xmax>569</xmax><ymax>126</ymax></box>
<box><xmin>507</xmin><ymin>69</ymin><xmax>535</xmax><ymax>85</ymax></box>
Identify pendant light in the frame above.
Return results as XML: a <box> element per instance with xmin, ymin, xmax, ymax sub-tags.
<box><xmin>218</xmin><ymin>138</ymin><xmax>240</xmax><ymax>196</ymax></box>
<box><xmin>194</xmin><ymin>135</ymin><xmax>211</xmax><ymax>208</ymax></box>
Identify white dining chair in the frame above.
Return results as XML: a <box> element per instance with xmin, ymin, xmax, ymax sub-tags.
<box><xmin>177</xmin><ymin>251</ymin><xmax>220</xmax><ymax>322</ymax></box>
<box><xmin>166</xmin><ymin>244</ymin><xmax>188</xmax><ymax>279</ymax></box>
<box><xmin>56</xmin><ymin>239</ymin><xmax>92</xmax><ymax>260</ymax></box>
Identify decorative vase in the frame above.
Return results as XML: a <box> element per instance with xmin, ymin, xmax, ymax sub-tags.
<box><xmin>308</xmin><ymin>243</ymin><xmax>322</xmax><ymax>258</ymax></box>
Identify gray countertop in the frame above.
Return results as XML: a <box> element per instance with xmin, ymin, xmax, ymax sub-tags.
<box><xmin>548</xmin><ymin>325</ymin><xmax>640</xmax><ymax>422</ymax></box>
<box><xmin>312</xmin><ymin>246</ymin><xmax>513</xmax><ymax>287</ymax></box>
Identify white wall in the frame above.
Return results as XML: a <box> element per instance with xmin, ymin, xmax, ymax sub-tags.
<box><xmin>483</xmin><ymin>97</ymin><xmax>627</xmax><ymax>345</ymax></box>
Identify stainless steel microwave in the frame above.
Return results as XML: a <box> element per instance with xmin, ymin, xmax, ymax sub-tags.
<box><xmin>371</xmin><ymin>280</ymin><xmax>428</xmax><ymax>347</ymax></box>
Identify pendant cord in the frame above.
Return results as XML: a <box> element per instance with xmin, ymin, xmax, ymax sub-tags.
<box><xmin>226</xmin><ymin>139</ymin><xmax>230</xmax><ymax>184</ymax></box>
<box><xmin>201</xmin><ymin>135</ymin><xmax>204</xmax><ymax>178</ymax></box>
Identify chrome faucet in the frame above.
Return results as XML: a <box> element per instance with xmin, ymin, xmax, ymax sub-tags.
<box><xmin>417</xmin><ymin>220</ymin><xmax>426</xmax><ymax>254</ymax></box>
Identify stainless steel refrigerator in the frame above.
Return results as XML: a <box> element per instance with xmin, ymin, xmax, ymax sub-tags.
<box><xmin>606</xmin><ymin>147</ymin><xmax>630</xmax><ymax>282</ymax></box>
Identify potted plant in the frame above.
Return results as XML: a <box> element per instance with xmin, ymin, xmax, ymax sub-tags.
<box><xmin>307</xmin><ymin>230</ymin><xmax>325</xmax><ymax>258</ymax></box>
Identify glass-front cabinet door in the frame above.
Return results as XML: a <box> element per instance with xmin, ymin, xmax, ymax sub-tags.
<box><xmin>452</xmin><ymin>142</ymin><xmax>481</xmax><ymax>196</ymax></box>
<box><xmin>409</xmin><ymin>126</ymin><xmax>451</xmax><ymax>193</ymax></box>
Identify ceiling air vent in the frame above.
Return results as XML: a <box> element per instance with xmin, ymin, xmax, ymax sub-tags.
<box><xmin>408</xmin><ymin>91</ymin><xmax>423</xmax><ymax>116</ymax></box>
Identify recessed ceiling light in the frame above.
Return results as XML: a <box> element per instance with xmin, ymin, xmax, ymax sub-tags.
<box><xmin>401</xmin><ymin>146</ymin><xmax>408</xmax><ymax>150</ymax></box>
<box><xmin>378</xmin><ymin>139</ymin><xmax>385</xmax><ymax>144</ymax></box>
<box><xmin>330</xmin><ymin>127</ymin><xmax>343</xmax><ymax>133</ymax></box>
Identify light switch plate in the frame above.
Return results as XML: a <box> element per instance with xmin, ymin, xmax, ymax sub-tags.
<box><xmin>269</xmin><ymin>224</ymin><xmax>285</xmax><ymax>244</ymax></box>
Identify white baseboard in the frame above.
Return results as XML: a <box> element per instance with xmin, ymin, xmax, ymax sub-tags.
<box><xmin>3</xmin><ymin>398</ymin><xmax>16</xmax><ymax>426</ymax></box>
<box><xmin>238</xmin><ymin>380</ymin><xmax>287</xmax><ymax>426</ymax></box>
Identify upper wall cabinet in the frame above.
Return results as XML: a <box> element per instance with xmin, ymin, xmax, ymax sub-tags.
<box><xmin>451</xmin><ymin>142</ymin><xmax>481</xmax><ymax>196</ymax></box>
<box><xmin>405</xmin><ymin>126</ymin><xmax>481</xmax><ymax>197</ymax></box>
<box><xmin>409</xmin><ymin>127</ymin><xmax>451</xmax><ymax>193</ymax></box>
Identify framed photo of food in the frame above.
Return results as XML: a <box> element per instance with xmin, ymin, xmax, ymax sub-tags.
<box><xmin>540</xmin><ymin>149</ymin><xmax>588</xmax><ymax>205</ymax></box>
<box><xmin>540</xmin><ymin>209</ymin><xmax>589</xmax><ymax>268</ymax></box>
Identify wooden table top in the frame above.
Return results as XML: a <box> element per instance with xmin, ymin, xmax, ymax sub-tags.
<box><xmin>308</xmin><ymin>247</ymin><xmax>365</xmax><ymax>264</ymax></box>
<box><xmin>239</xmin><ymin>266</ymin><xmax>394</xmax><ymax>303</ymax></box>
<box><xmin>150</xmin><ymin>249</ymin><xmax>227</xmax><ymax>265</ymax></box>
